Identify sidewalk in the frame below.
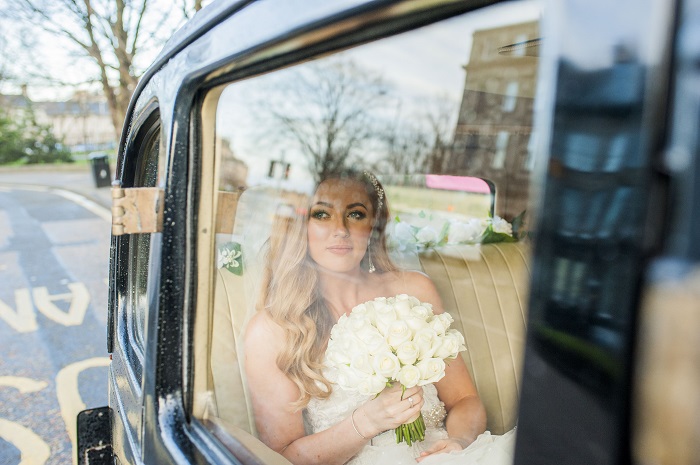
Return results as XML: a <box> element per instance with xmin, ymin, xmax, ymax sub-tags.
<box><xmin>0</xmin><ymin>164</ymin><xmax>113</xmax><ymax>211</ymax></box>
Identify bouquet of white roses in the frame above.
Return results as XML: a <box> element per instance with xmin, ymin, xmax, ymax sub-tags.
<box><xmin>325</xmin><ymin>294</ymin><xmax>466</xmax><ymax>446</ymax></box>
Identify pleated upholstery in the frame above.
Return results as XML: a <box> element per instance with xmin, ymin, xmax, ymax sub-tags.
<box><xmin>418</xmin><ymin>241</ymin><xmax>531</xmax><ymax>434</ymax></box>
<box><xmin>210</xmin><ymin>268</ymin><xmax>257</xmax><ymax>435</ymax></box>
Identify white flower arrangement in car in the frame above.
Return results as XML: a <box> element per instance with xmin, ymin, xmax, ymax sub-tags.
<box><xmin>387</xmin><ymin>210</ymin><xmax>524</xmax><ymax>258</ymax></box>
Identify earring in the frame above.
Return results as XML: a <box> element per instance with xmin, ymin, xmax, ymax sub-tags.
<box><xmin>368</xmin><ymin>238</ymin><xmax>376</xmax><ymax>273</ymax></box>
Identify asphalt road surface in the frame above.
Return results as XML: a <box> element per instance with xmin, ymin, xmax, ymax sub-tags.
<box><xmin>0</xmin><ymin>184</ymin><xmax>111</xmax><ymax>465</ymax></box>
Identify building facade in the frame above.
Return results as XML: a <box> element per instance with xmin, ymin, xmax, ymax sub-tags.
<box><xmin>448</xmin><ymin>21</ymin><xmax>539</xmax><ymax>221</ymax></box>
<box><xmin>0</xmin><ymin>88</ymin><xmax>116</xmax><ymax>152</ymax></box>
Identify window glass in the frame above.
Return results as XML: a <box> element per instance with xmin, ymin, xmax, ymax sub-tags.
<box><xmin>123</xmin><ymin>118</ymin><xmax>163</xmax><ymax>379</ymax></box>
<box><xmin>196</xmin><ymin>3</ymin><xmax>540</xmax><ymax>463</ymax></box>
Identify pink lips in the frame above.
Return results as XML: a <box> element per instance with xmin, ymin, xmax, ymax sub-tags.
<box><xmin>327</xmin><ymin>245</ymin><xmax>353</xmax><ymax>255</ymax></box>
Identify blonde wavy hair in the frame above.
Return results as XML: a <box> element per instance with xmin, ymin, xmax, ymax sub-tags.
<box><xmin>257</xmin><ymin>170</ymin><xmax>396</xmax><ymax>408</ymax></box>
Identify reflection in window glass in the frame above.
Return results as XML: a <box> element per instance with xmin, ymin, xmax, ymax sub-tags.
<box><xmin>196</xmin><ymin>3</ymin><xmax>540</xmax><ymax>464</ymax></box>
<box><xmin>125</xmin><ymin>123</ymin><xmax>162</xmax><ymax>369</ymax></box>
<box><xmin>492</xmin><ymin>131</ymin><xmax>510</xmax><ymax>169</ymax></box>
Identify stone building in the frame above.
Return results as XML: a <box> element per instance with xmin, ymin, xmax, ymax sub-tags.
<box><xmin>448</xmin><ymin>21</ymin><xmax>539</xmax><ymax>221</ymax></box>
<box><xmin>39</xmin><ymin>91</ymin><xmax>116</xmax><ymax>150</ymax></box>
<box><xmin>0</xmin><ymin>87</ymin><xmax>115</xmax><ymax>151</ymax></box>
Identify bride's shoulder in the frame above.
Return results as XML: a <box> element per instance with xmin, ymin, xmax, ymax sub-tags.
<box><xmin>244</xmin><ymin>311</ymin><xmax>284</xmax><ymax>351</ymax></box>
<box><xmin>381</xmin><ymin>269</ymin><xmax>444</xmax><ymax>310</ymax></box>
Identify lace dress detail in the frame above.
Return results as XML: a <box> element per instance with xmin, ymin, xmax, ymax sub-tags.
<box><xmin>305</xmin><ymin>380</ymin><xmax>516</xmax><ymax>465</ymax></box>
<box><xmin>305</xmin><ymin>383</ymin><xmax>448</xmax><ymax>464</ymax></box>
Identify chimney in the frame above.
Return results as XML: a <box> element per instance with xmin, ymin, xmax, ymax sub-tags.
<box><xmin>20</xmin><ymin>84</ymin><xmax>28</xmax><ymax>97</ymax></box>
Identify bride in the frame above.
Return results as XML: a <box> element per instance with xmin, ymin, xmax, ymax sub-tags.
<box><xmin>243</xmin><ymin>170</ymin><xmax>515</xmax><ymax>465</ymax></box>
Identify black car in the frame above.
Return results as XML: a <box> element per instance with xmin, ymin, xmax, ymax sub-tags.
<box><xmin>77</xmin><ymin>0</ymin><xmax>700</xmax><ymax>464</ymax></box>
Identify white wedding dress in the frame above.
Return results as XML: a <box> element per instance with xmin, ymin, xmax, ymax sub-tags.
<box><xmin>304</xmin><ymin>381</ymin><xmax>516</xmax><ymax>465</ymax></box>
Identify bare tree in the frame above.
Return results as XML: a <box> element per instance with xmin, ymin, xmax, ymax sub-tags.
<box><xmin>3</xmin><ymin>0</ymin><xmax>205</xmax><ymax>137</ymax></box>
<box><xmin>378</xmin><ymin>95</ymin><xmax>458</xmax><ymax>174</ymax></box>
<box><xmin>423</xmin><ymin>96</ymin><xmax>457</xmax><ymax>174</ymax></box>
<box><xmin>256</xmin><ymin>59</ymin><xmax>392</xmax><ymax>182</ymax></box>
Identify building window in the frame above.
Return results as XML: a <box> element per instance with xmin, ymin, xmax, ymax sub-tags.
<box><xmin>503</xmin><ymin>82</ymin><xmax>519</xmax><ymax>112</ymax></box>
<box><xmin>492</xmin><ymin>131</ymin><xmax>510</xmax><ymax>169</ymax></box>
<box><xmin>513</xmin><ymin>34</ymin><xmax>528</xmax><ymax>57</ymax></box>
<box><xmin>524</xmin><ymin>132</ymin><xmax>536</xmax><ymax>171</ymax></box>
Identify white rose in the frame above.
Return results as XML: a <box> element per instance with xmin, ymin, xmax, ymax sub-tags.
<box><xmin>337</xmin><ymin>364</ymin><xmax>366</xmax><ymax>391</ymax></box>
<box><xmin>429</xmin><ymin>313</ymin><xmax>453</xmax><ymax>335</ymax></box>
<box><xmin>393</xmin><ymin>299</ymin><xmax>413</xmax><ymax>318</ymax></box>
<box><xmin>413</xmin><ymin>327</ymin><xmax>439</xmax><ymax>359</ymax></box>
<box><xmin>355</xmin><ymin>326</ymin><xmax>390</xmax><ymax>355</ymax></box>
<box><xmin>347</xmin><ymin>313</ymin><xmax>372</xmax><ymax>332</ymax></box>
<box><xmin>416</xmin><ymin>358</ymin><xmax>446</xmax><ymax>385</ymax></box>
<box><xmin>433</xmin><ymin>330</ymin><xmax>467</xmax><ymax>359</ymax></box>
<box><xmin>351</xmin><ymin>302</ymin><xmax>369</xmax><ymax>315</ymax></box>
<box><xmin>448</xmin><ymin>219</ymin><xmax>485</xmax><ymax>244</ymax></box>
<box><xmin>415</xmin><ymin>226</ymin><xmax>439</xmax><ymax>244</ymax></box>
<box><xmin>410</xmin><ymin>305</ymin><xmax>432</xmax><ymax>321</ymax></box>
<box><xmin>396</xmin><ymin>341</ymin><xmax>420</xmax><ymax>366</ymax></box>
<box><xmin>408</xmin><ymin>295</ymin><xmax>421</xmax><ymax>307</ymax></box>
<box><xmin>350</xmin><ymin>352</ymin><xmax>375</xmax><ymax>375</ymax></box>
<box><xmin>357</xmin><ymin>374</ymin><xmax>387</xmax><ymax>396</ymax></box>
<box><xmin>490</xmin><ymin>215</ymin><xmax>513</xmax><ymax>235</ymax></box>
<box><xmin>403</xmin><ymin>315</ymin><xmax>430</xmax><ymax>334</ymax></box>
<box><xmin>386</xmin><ymin>320</ymin><xmax>412</xmax><ymax>349</ymax></box>
<box><xmin>374</xmin><ymin>306</ymin><xmax>397</xmax><ymax>335</ymax></box>
<box><xmin>326</xmin><ymin>336</ymin><xmax>352</xmax><ymax>365</ymax></box>
<box><xmin>397</xmin><ymin>365</ymin><xmax>422</xmax><ymax>389</ymax></box>
<box><xmin>393</xmin><ymin>222</ymin><xmax>416</xmax><ymax>243</ymax></box>
<box><xmin>372</xmin><ymin>351</ymin><xmax>401</xmax><ymax>379</ymax></box>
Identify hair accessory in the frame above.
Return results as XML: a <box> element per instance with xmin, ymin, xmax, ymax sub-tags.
<box><xmin>363</xmin><ymin>170</ymin><xmax>384</xmax><ymax>213</ymax></box>
<box><xmin>367</xmin><ymin>238</ymin><xmax>376</xmax><ymax>273</ymax></box>
<box><xmin>351</xmin><ymin>408</ymin><xmax>369</xmax><ymax>440</ymax></box>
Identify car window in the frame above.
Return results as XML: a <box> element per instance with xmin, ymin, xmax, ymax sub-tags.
<box><xmin>193</xmin><ymin>3</ymin><xmax>540</xmax><ymax>463</ymax></box>
<box><xmin>121</xmin><ymin>112</ymin><xmax>164</xmax><ymax>382</ymax></box>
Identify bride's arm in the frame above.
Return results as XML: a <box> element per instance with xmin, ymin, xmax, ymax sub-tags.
<box><xmin>243</xmin><ymin>311</ymin><xmax>423</xmax><ymax>465</ymax></box>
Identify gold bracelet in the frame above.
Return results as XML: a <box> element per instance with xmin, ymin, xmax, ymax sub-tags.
<box><xmin>351</xmin><ymin>408</ymin><xmax>368</xmax><ymax>440</ymax></box>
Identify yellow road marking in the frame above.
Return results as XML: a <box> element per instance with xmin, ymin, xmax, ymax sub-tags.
<box><xmin>0</xmin><ymin>377</ymin><xmax>48</xmax><ymax>393</ymax></box>
<box><xmin>55</xmin><ymin>357</ymin><xmax>110</xmax><ymax>464</ymax></box>
<box><xmin>0</xmin><ymin>418</ymin><xmax>51</xmax><ymax>465</ymax></box>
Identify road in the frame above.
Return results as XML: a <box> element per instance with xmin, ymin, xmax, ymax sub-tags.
<box><xmin>0</xmin><ymin>183</ymin><xmax>111</xmax><ymax>465</ymax></box>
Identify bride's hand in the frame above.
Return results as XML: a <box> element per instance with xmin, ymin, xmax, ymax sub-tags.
<box><xmin>356</xmin><ymin>384</ymin><xmax>424</xmax><ymax>437</ymax></box>
<box><xmin>415</xmin><ymin>437</ymin><xmax>471</xmax><ymax>462</ymax></box>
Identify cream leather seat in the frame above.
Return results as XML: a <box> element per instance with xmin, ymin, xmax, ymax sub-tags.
<box><xmin>419</xmin><ymin>242</ymin><xmax>530</xmax><ymax>434</ymax></box>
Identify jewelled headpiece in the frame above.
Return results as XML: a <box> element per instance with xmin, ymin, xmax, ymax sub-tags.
<box><xmin>363</xmin><ymin>170</ymin><xmax>384</xmax><ymax>214</ymax></box>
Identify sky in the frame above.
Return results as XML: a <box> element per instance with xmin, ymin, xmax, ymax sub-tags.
<box><xmin>0</xmin><ymin>0</ymin><xmax>206</xmax><ymax>101</ymax></box>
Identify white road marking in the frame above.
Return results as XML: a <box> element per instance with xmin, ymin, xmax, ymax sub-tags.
<box><xmin>33</xmin><ymin>283</ymin><xmax>90</xmax><ymax>327</ymax></box>
<box><xmin>0</xmin><ymin>283</ymin><xmax>92</xmax><ymax>332</ymax></box>
<box><xmin>53</xmin><ymin>189</ymin><xmax>111</xmax><ymax>222</ymax></box>
<box><xmin>0</xmin><ymin>183</ymin><xmax>111</xmax><ymax>222</ymax></box>
<box><xmin>0</xmin><ymin>376</ymin><xmax>48</xmax><ymax>393</ymax></box>
<box><xmin>0</xmin><ymin>288</ymin><xmax>37</xmax><ymax>333</ymax></box>
<box><xmin>55</xmin><ymin>357</ymin><xmax>110</xmax><ymax>462</ymax></box>
<box><xmin>0</xmin><ymin>418</ymin><xmax>51</xmax><ymax>465</ymax></box>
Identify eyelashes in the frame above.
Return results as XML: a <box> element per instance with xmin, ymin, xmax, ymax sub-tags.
<box><xmin>309</xmin><ymin>209</ymin><xmax>367</xmax><ymax>221</ymax></box>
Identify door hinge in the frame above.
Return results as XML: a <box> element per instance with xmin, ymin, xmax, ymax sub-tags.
<box><xmin>111</xmin><ymin>181</ymin><xmax>164</xmax><ymax>235</ymax></box>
